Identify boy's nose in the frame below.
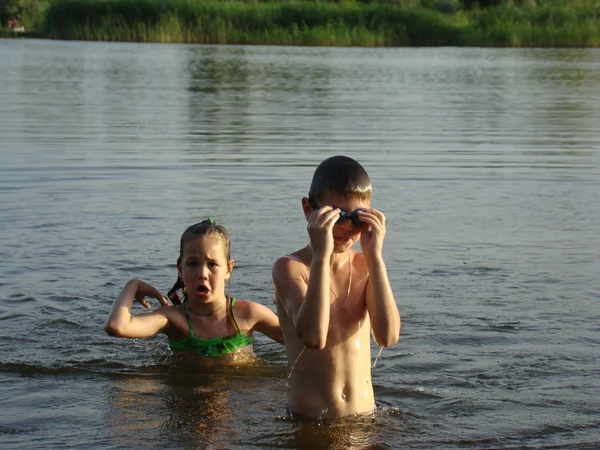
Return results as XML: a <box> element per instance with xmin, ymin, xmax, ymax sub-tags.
<box><xmin>336</xmin><ymin>219</ymin><xmax>356</xmax><ymax>232</ymax></box>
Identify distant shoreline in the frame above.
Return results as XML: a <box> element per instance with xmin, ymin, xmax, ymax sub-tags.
<box><xmin>4</xmin><ymin>0</ymin><xmax>600</xmax><ymax>47</ymax></box>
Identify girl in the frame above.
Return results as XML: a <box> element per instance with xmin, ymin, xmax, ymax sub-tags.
<box><xmin>105</xmin><ymin>219</ymin><xmax>283</xmax><ymax>359</ymax></box>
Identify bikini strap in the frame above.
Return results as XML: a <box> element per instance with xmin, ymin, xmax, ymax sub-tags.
<box><xmin>181</xmin><ymin>302</ymin><xmax>195</xmax><ymax>337</ymax></box>
<box><xmin>229</xmin><ymin>297</ymin><xmax>243</xmax><ymax>334</ymax></box>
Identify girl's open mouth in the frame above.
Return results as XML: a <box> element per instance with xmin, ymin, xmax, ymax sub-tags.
<box><xmin>195</xmin><ymin>285</ymin><xmax>210</xmax><ymax>295</ymax></box>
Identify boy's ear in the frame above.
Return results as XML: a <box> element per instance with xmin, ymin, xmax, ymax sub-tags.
<box><xmin>226</xmin><ymin>259</ymin><xmax>234</xmax><ymax>279</ymax></box>
<box><xmin>301</xmin><ymin>197</ymin><xmax>312</xmax><ymax>220</ymax></box>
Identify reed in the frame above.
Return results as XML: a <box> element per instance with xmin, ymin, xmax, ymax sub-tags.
<box><xmin>463</xmin><ymin>0</ymin><xmax>600</xmax><ymax>47</ymax></box>
<box><xmin>5</xmin><ymin>0</ymin><xmax>600</xmax><ymax>47</ymax></box>
<box><xmin>41</xmin><ymin>0</ymin><xmax>465</xmax><ymax>45</ymax></box>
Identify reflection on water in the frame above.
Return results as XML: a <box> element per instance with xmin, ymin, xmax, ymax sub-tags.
<box><xmin>107</xmin><ymin>370</ymin><xmax>234</xmax><ymax>447</ymax></box>
<box><xmin>1</xmin><ymin>41</ymin><xmax>599</xmax><ymax>449</ymax></box>
<box><xmin>106</xmin><ymin>369</ymin><xmax>395</xmax><ymax>449</ymax></box>
<box><xmin>187</xmin><ymin>46</ymin><xmax>253</xmax><ymax>151</ymax></box>
<box><xmin>280</xmin><ymin>416</ymin><xmax>382</xmax><ymax>450</ymax></box>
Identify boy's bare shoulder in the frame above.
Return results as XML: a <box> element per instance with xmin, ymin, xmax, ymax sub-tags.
<box><xmin>273</xmin><ymin>250</ymin><xmax>309</xmax><ymax>276</ymax></box>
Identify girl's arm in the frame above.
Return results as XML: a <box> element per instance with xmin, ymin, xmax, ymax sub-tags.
<box><xmin>105</xmin><ymin>279</ymin><xmax>171</xmax><ymax>339</ymax></box>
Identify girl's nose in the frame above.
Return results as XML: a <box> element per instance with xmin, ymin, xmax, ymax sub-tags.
<box><xmin>199</xmin><ymin>264</ymin><xmax>210</xmax><ymax>279</ymax></box>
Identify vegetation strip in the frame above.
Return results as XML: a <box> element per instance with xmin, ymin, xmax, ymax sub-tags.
<box><xmin>2</xmin><ymin>0</ymin><xmax>600</xmax><ymax>47</ymax></box>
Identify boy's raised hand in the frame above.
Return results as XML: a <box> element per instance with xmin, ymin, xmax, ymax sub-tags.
<box><xmin>132</xmin><ymin>279</ymin><xmax>170</xmax><ymax>309</ymax></box>
<box><xmin>358</xmin><ymin>208</ymin><xmax>387</xmax><ymax>261</ymax></box>
<box><xmin>307</xmin><ymin>205</ymin><xmax>340</xmax><ymax>259</ymax></box>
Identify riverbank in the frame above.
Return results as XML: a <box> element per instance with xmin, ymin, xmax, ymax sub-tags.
<box><xmin>3</xmin><ymin>0</ymin><xmax>600</xmax><ymax>47</ymax></box>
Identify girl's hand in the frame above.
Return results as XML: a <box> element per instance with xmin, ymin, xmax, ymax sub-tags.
<box><xmin>307</xmin><ymin>206</ymin><xmax>340</xmax><ymax>260</ymax></box>
<box><xmin>132</xmin><ymin>279</ymin><xmax>170</xmax><ymax>309</ymax></box>
<box><xmin>358</xmin><ymin>208</ymin><xmax>387</xmax><ymax>262</ymax></box>
<box><xmin>105</xmin><ymin>279</ymin><xmax>171</xmax><ymax>338</ymax></box>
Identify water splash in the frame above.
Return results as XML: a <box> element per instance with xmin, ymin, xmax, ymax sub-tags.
<box><xmin>372</xmin><ymin>346</ymin><xmax>384</xmax><ymax>369</ymax></box>
<box><xmin>317</xmin><ymin>408</ymin><xmax>328</xmax><ymax>425</ymax></box>
<box><xmin>288</xmin><ymin>346</ymin><xmax>306</xmax><ymax>379</ymax></box>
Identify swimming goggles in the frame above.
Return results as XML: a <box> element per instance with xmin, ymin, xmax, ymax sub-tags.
<box><xmin>311</xmin><ymin>203</ymin><xmax>366</xmax><ymax>225</ymax></box>
<box><xmin>337</xmin><ymin>208</ymin><xmax>366</xmax><ymax>225</ymax></box>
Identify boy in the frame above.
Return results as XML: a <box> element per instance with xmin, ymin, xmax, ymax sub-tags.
<box><xmin>272</xmin><ymin>155</ymin><xmax>400</xmax><ymax>419</ymax></box>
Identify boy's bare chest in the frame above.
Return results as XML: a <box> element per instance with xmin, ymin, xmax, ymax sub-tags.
<box><xmin>327</xmin><ymin>287</ymin><xmax>368</xmax><ymax>344</ymax></box>
<box><xmin>328</xmin><ymin>267</ymin><xmax>367</xmax><ymax>315</ymax></box>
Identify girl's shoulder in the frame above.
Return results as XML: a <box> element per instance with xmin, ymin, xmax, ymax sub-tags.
<box><xmin>232</xmin><ymin>298</ymin><xmax>276</xmax><ymax>321</ymax></box>
<box><xmin>154</xmin><ymin>304</ymin><xmax>190</xmax><ymax>339</ymax></box>
<box><xmin>156</xmin><ymin>303</ymin><xmax>184</xmax><ymax>313</ymax></box>
<box><xmin>154</xmin><ymin>304</ymin><xmax>187</xmax><ymax>323</ymax></box>
<box><xmin>232</xmin><ymin>298</ymin><xmax>266</xmax><ymax>309</ymax></box>
<box><xmin>231</xmin><ymin>298</ymin><xmax>253</xmax><ymax>314</ymax></box>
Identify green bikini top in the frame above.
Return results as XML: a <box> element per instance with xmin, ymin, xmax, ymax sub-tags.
<box><xmin>169</xmin><ymin>297</ymin><xmax>255</xmax><ymax>357</ymax></box>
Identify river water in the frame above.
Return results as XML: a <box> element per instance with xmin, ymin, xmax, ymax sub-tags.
<box><xmin>1</xmin><ymin>39</ymin><xmax>599</xmax><ymax>448</ymax></box>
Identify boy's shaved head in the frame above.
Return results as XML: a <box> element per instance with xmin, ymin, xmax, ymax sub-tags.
<box><xmin>308</xmin><ymin>155</ymin><xmax>372</xmax><ymax>206</ymax></box>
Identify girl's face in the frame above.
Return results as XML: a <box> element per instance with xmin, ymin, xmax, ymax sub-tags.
<box><xmin>177</xmin><ymin>235</ymin><xmax>233</xmax><ymax>303</ymax></box>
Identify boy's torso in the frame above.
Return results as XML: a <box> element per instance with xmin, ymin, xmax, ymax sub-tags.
<box><xmin>276</xmin><ymin>249</ymin><xmax>376</xmax><ymax>419</ymax></box>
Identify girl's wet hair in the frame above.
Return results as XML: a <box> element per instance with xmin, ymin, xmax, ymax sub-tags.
<box><xmin>308</xmin><ymin>155</ymin><xmax>372</xmax><ymax>207</ymax></box>
<box><xmin>178</xmin><ymin>218</ymin><xmax>231</xmax><ymax>262</ymax></box>
<box><xmin>167</xmin><ymin>218</ymin><xmax>231</xmax><ymax>304</ymax></box>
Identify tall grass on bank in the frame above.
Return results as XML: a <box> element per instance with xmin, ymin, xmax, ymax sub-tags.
<box><xmin>43</xmin><ymin>0</ymin><xmax>465</xmax><ymax>46</ymax></box>
<box><xmin>465</xmin><ymin>0</ymin><xmax>600</xmax><ymax>47</ymax></box>
<box><xmin>10</xmin><ymin>0</ymin><xmax>600</xmax><ymax>46</ymax></box>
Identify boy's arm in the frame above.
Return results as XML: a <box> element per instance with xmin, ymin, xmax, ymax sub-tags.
<box><xmin>359</xmin><ymin>209</ymin><xmax>401</xmax><ymax>347</ymax></box>
<box><xmin>365</xmin><ymin>257</ymin><xmax>400</xmax><ymax>346</ymax></box>
<box><xmin>105</xmin><ymin>279</ymin><xmax>171</xmax><ymax>339</ymax></box>
<box><xmin>273</xmin><ymin>205</ymin><xmax>341</xmax><ymax>350</ymax></box>
<box><xmin>273</xmin><ymin>255</ymin><xmax>331</xmax><ymax>349</ymax></box>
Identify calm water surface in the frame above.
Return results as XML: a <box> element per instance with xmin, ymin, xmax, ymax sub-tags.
<box><xmin>1</xmin><ymin>39</ymin><xmax>599</xmax><ymax>448</ymax></box>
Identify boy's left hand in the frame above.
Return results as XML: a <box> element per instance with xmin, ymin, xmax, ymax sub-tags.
<box><xmin>358</xmin><ymin>208</ymin><xmax>386</xmax><ymax>261</ymax></box>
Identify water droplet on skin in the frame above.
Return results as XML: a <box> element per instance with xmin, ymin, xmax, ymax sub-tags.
<box><xmin>372</xmin><ymin>346</ymin><xmax>384</xmax><ymax>369</ymax></box>
<box><xmin>288</xmin><ymin>346</ymin><xmax>306</xmax><ymax>379</ymax></box>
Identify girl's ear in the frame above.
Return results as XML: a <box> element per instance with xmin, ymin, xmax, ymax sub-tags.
<box><xmin>176</xmin><ymin>259</ymin><xmax>183</xmax><ymax>280</ymax></box>
<box><xmin>301</xmin><ymin>197</ymin><xmax>312</xmax><ymax>221</ymax></box>
<box><xmin>226</xmin><ymin>259</ymin><xmax>234</xmax><ymax>279</ymax></box>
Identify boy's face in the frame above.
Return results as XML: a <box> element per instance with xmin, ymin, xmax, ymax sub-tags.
<box><xmin>304</xmin><ymin>192</ymin><xmax>371</xmax><ymax>253</ymax></box>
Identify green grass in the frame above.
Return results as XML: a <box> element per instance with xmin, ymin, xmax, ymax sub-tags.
<box><xmin>41</xmin><ymin>0</ymin><xmax>465</xmax><ymax>45</ymax></box>
<box><xmin>3</xmin><ymin>0</ymin><xmax>600</xmax><ymax>46</ymax></box>
<box><xmin>464</xmin><ymin>1</ymin><xmax>600</xmax><ymax>47</ymax></box>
